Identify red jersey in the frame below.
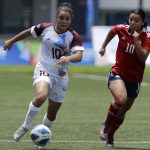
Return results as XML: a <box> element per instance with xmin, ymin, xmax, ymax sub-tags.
<box><xmin>111</xmin><ymin>24</ymin><xmax>150</xmax><ymax>83</ymax></box>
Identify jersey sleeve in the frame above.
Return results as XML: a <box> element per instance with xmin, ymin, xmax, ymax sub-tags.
<box><xmin>112</xmin><ymin>24</ymin><xmax>124</xmax><ymax>34</ymax></box>
<box><xmin>70</xmin><ymin>30</ymin><xmax>84</xmax><ymax>52</ymax></box>
<box><xmin>142</xmin><ymin>35</ymin><xmax>150</xmax><ymax>51</ymax></box>
<box><xmin>31</xmin><ymin>23</ymin><xmax>51</xmax><ymax>38</ymax></box>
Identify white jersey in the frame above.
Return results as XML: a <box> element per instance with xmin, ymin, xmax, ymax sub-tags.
<box><xmin>31</xmin><ymin>23</ymin><xmax>84</xmax><ymax>77</ymax></box>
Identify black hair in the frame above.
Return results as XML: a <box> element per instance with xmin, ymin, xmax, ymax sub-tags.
<box><xmin>127</xmin><ymin>9</ymin><xmax>147</xmax><ymax>29</ymax></box>
<box><xmin>56</xmin><ymin>2</ymin><xmax>73</xmax><ymax>19</ymax></box>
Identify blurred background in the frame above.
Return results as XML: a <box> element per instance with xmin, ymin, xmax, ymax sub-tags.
<box><xmin>0</xmin><ymin>0</ymin><xmax>150</xmax><ymax>66</ymax></box>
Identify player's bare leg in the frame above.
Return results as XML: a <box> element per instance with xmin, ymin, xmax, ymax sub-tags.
<box><xmin>14</xmin><ymin>81</ymin><xmax>49</xmax><ymax>141</ymax></box>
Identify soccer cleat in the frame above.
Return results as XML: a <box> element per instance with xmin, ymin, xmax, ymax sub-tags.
<box><xmin>39</xmin><ymin>146</ymin><xmax>46</xmax><ymax>150</ymax></box>
<box><xmin>99</xmin><ymin>124</ymin><xmax>107</xmax><ymax>140</ymax></box>
<box><xmin>105</xmin><ymin>134</ymin><xmax>114</xmax><ymax>148</ymax></box>
<box><xmin>13</xmin><ymin>126</ymin><xmax>28</xmax><ymax>142</ymax></box>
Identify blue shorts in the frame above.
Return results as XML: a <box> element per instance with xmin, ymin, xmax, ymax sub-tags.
<box><xmin>108</xmin><ymin>71</ymin><xmax>141</xmax><ymax>99</ymax></box>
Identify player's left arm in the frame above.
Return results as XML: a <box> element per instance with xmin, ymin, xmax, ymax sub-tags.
<box><xmin>57</xmin><ymin>50</ymin><xmax>83</xmax><ymax>65</ymax></box>
<box><xmin>57</xmin><ymin>30</ymin><xmax>84</xmax><ymax>65</ymax></box>
<box><xmin>133</xmin><ymin>31</ymin><xmax>150</xmax><ymax>63</ymax></box>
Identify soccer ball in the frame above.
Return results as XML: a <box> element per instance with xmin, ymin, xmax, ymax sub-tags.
<box><xmin>30</xmin><ymin>124</ymin><xmax>52</xmax><ymax>146</ymax></box>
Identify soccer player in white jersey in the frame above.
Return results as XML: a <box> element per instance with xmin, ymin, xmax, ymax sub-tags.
<box><xmin>3</xmin><ymin>2</ymin><xmax>84</xmax><ymax>148</ymax></box>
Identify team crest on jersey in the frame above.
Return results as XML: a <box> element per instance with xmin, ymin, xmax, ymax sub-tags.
<box><xmin>122</xmin><ymin>36</ymin><xmax>126</xmax><ymax>40</ymax></box>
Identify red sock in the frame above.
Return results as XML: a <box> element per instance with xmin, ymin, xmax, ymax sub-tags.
<box><xmin>108</xmin><ymin>116</ymin><xmax>125</xmax><ymax>136</ymax></box>
<box><xmin>104</xmin><ymin>100</ymin><xmax>123</xmax><ymax>131</ymax></box>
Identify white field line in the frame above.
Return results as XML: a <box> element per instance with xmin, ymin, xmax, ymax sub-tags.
<box><xmin>71</xmin><ymin>73</ymin><xmax>150</xmax><ymax>87</ymax></box>
<box><xmin>0</xmin><ymin>139</ymin><xmax>150</xmax><ymax>144</ymax></box>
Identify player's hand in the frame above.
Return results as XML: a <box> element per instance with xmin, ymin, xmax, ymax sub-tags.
<box><xmin>57</xmin><ymin>56</ymin><xmax>70</xmax><ymax>65</ymax></box>
<box><xmin>99</xmin><ymin>47</ymin><xmax>106</xmax><ymax>56</ymax></box>
<box><xmin>133</xmin><ymin>31</ymin><xmax>140</xmax><ymax>44</ymax></box>
<box><xmin>3</xmin><ymin>40</ymin><xmax>13</xmax><ymax>50</ymax></box>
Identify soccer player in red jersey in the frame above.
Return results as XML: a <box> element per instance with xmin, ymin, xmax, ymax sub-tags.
<box><xmin>3</xmin><ymin>2</ymin><xmax>84</xmax><ymax>149</ymax></box>
<box><xmin>99</xmin><ymin>9</ymin><xmax>150</xmax><ymax>148</ymax></box>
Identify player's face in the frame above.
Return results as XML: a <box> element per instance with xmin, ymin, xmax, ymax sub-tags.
<box><xmin>55</xmin><ymin>10</ymin><xmax>72</xmax><ymax>33</ymax></box>
<box><xmin>128</xmin><ymin>13</ymin><xmax>144</xmax><ymax>33</ymax></box>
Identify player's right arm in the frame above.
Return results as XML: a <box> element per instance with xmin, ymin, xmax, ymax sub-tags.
<box><xmin>133</xmin><ymin>31</ymin><xmax>150</xmax><ymax>63</ymax></box>
<box><xmin>99</xmin><ymin>28</ymin><xmax>116</xmax><ymax>56</ymax></box>
<box><xmin>3</xmin><ymin>28</ymin><xmax>31</xmax><ymax>50</ymax></box>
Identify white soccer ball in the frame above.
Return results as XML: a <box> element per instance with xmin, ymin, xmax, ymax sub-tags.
<box><xmin>30</xmin><ymin>124</ymin><xmax>52</xmax><ymax>146</ymax></box>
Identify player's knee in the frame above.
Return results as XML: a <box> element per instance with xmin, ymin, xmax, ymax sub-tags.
<box><xmin>116</xmin><ymin>96</ymin><xmax>127</xmax><ymax>106</ymax></box>
<box><xmin>35</xmin><ymin>93</ymin><xmax>48</xmax><ymax>103</ymax></box>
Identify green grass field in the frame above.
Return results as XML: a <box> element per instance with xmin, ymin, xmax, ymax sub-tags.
<box><xmin>1</xmin><ymin>66</ymin><xmax>150</xmax><ymax>150</ymax></box>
